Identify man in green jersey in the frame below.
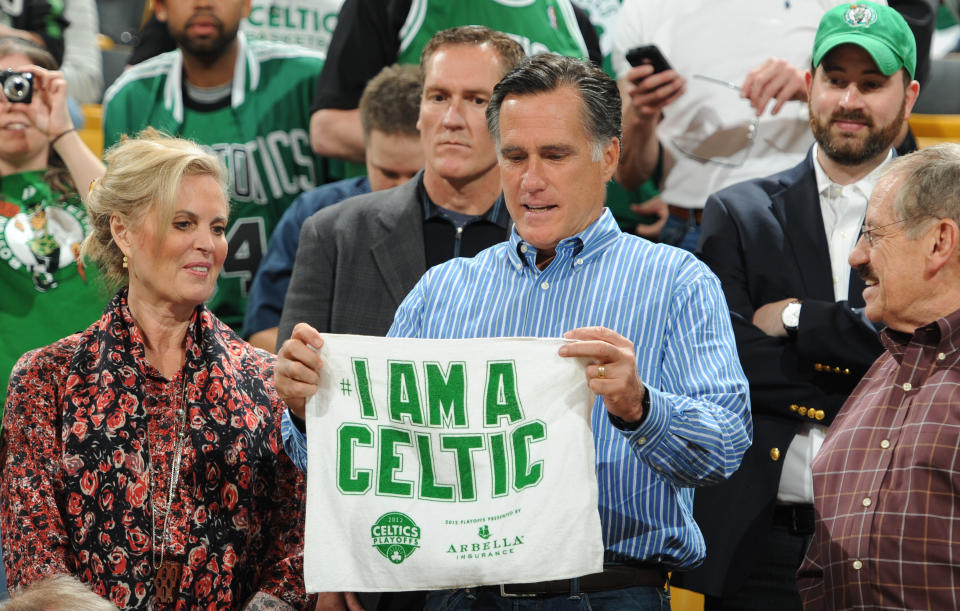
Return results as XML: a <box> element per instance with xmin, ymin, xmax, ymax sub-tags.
<box><xmin>102</xmin><ymin>0</ymin><xmax>327</xmax><ymax>333</ymax></box>
<box><xmin>309</xmin><ymin>0</ymin><xmax>602</xmax><ymax>164</ymax></box>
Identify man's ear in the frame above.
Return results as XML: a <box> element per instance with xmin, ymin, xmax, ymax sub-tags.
<box><xmin>600</xmin><ymin>136</ymin><xmax>620</xmax><ymax>184</ymax></box>
<box><xmin>927</xmin><ymin>218</ymin><xmax>959</xmax><ymax>274</ymax></box>
<box><xmin>804</xmin><ymin>68</ymin><xmax>814</xmax><ymax>98</ymax></box>
<box><xmin>154</xmin><ymin>0</ymin><xmax>169</xmax><ymax>23</ymax></box>
<box><xmin>902</xmin><ymin>78</ymin><xmax>920</xmax><ymax>121</ymax></box>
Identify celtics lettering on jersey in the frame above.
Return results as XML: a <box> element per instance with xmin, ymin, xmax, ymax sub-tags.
<box><xmin>208</xmin><ymin>128</ymin><xmax>316</xmax><ymax>206</ymax></box>
<box><xmin>244</xmin><ymin>0</ymin><xmax>341</xmax><ymax>52</ymax></box>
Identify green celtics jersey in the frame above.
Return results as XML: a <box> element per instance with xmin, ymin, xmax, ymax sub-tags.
<box><xmin>102</xmin><ymin>33</ymin><xmax>326</xmax><ymax>333</ymax></box>
<box><xmin>396</xmin><ymin>0</ymin><xmax>589</xmax><ymax>64</ymax></box>
<box><xmin>0</xmin><ymin>171</ymin><xmax>107</xmax><ymax>410</ymax></box>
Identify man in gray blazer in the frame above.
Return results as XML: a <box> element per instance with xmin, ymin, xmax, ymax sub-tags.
<box><xmin>277</xmin><ymin>26</ymin><xmax>522</xmax><ymax>347</ymax></box>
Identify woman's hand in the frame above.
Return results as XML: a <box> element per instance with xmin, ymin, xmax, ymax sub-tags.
<box><xmin>11</xmin><ymin>63</ymin><xmax>73</xmax><ymax>142</ymax></box>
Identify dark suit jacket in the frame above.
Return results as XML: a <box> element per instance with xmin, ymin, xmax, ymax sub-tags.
<box><xmin>673</xmin><ymin>151</ymin><xmax>884</xmax><ymax>597</ymax></box>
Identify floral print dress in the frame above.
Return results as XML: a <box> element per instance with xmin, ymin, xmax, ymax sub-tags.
<box><xmin>0</xmin><ymin>290</ymin><xmax>312</xmax><ymax>610</ymax></box>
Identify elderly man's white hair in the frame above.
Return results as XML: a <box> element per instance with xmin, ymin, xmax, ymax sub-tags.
<box><xmin>0</xmin><ymin>575</ymin><xmax>118</xmax><ymax>611</ymax></box>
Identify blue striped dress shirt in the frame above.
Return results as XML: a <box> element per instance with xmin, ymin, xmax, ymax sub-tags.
<box><xmin>282</xmin><ymin>208</ymin><xmax>751</xmax><ymax>568</ymax></box>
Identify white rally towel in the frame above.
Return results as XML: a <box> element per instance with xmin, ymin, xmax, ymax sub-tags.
<box><xmin>303</xmin><ymin>334</ymin><xmax>604</xmax><ymax>592</ymax></box>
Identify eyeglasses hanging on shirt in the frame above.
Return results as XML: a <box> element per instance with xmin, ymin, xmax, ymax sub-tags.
<box><xmin>670</xmin><ymin>75</ymin><xmax>760</xmax><ymax>168</ymax></box>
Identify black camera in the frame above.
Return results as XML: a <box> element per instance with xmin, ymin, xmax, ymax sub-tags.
<box><xmin>1</xmin><ymin>70</ymin><xmax>33</xmax><ymax>104</ymax></box>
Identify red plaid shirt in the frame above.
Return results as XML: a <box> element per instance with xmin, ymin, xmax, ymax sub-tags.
<box><xmin>799</xmin><ymin>308</ymin><xmax>960</xmax><ymax>610</ymax></box>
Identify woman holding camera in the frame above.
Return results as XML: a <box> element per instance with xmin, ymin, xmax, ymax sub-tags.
<box><xmin>0</xmin><ymin>36</ymin><xmax>107</xmax><ymax>410</ymax></box>
<box><xmin>0</xmin><ymin>128</ymin><xmax>313</xmax><ymax>609</ymax></box>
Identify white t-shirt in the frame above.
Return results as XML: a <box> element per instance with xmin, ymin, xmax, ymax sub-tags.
<box><xmin>611</xmin><ymin>0</ymin><xmax>884</xmax><ymax>209</ymax></box>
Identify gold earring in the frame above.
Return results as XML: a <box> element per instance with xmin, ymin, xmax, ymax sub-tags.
<box><xmin>122</xmin><ymin>255</ymin><xmax>128</xmax><ymax>269</ymax></box>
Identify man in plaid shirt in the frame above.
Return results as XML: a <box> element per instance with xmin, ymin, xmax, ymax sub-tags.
<box><xmin>799</xmin><ymin>143</ymin><xmax>960</xmax><ymax>610</ymax></box>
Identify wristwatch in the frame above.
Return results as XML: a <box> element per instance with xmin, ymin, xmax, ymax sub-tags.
<box><xmin>781</xmin><ymin>300</ymin><xmax>802</xmax><ymax>334</ymax></box>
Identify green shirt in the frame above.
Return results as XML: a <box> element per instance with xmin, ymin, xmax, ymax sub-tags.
<box><xmin>102</xmin><ymin>34</ymin><xmax>327</xmax><ymax>333</ymax></box>
<box><xmin>396</xmin><ymin>0</ymin><xmax>589</xmax><ymax>64</ymax></box>
<box><xmin>0</xmin><ymin>170</ymin><xmax>106</xmax><ymax>410</ymax></box>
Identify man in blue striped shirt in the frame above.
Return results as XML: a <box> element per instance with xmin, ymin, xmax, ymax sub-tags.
<box><xmin>276</xmin><ymin>54</ymin><xmax>751</xmax><ymax>610</ymax></box>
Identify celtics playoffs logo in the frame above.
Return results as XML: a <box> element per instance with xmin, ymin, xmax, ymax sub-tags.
<box><xmin>371</xmin><ymin>512</ymin><xmax>421</xmax><ymax>564</ymax></box>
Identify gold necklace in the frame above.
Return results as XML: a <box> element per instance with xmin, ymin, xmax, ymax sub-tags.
<box><xmin>149</xmin><ymin>374</ymin><xmax>189</xmax><ymax>604</ymax></box>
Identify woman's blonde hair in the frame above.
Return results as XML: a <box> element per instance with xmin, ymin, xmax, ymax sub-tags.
<box><xmin>80</xmin><ymin>128</ymin><xmax>228</xmax><ymax>288</ymax></box>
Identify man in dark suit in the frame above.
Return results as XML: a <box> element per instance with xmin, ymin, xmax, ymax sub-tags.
<box><xmin>677</xmin><ymin>3</ymin><xmax>920</xmax><ymax>609</ymax></box>
<box><xmin>275</xmin><ymin>26</ymin><xmax>523</xmax><ymax>610</ymax></box>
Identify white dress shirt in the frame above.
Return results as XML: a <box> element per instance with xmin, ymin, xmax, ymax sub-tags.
<box><xmin>776</xmin><ymin>145</ymin><xmax>892</xmax><ymax>504</ymax></box>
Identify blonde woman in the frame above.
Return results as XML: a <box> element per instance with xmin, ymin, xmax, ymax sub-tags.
<box><xmin>1</xmin><ymin>130</ymin><xmax>312</xmax><ymax>610</ymax></box>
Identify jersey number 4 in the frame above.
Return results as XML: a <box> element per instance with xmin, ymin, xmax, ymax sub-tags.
<box><xmin>221</xmin><ymin>217</ymin><xmax>267</xmax><ymax>296</ymax></box>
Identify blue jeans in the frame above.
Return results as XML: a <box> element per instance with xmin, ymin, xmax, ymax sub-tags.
<box><xmin>424</xmin><ymin>585</ymin><xmax>670</xmax><ymax>610</ymax></box>
<box><xmin>660</xmin><ymin>213</ymin><xmax>701</xmax><ymax>253</ymax></box>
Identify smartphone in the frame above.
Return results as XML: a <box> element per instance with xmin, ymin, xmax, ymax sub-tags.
<box><xmin>625</xmin><ymin>45</ymin><xmax>672</xmax><ymax>74</ymax></box>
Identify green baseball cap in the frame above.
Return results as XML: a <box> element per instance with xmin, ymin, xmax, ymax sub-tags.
<box><xmin>812</xmin><ymin>1</ymin><xmax>916</xmax><ymax>78</ymax></box>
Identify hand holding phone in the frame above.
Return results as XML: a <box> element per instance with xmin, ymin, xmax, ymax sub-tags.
<box><xmin>626</xmin><ymin>45</ymin><xmax>672</xmax><ymax>74</ymax></box>
<box><xmin>621</xmin><ymin>45</ymin><xmax>685</xmax><ymax>127</ymax></box>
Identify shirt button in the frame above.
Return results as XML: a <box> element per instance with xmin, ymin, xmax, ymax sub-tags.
<box><xmin>637</xmin><ymin>436</ymin><xmax>647</xmax><ymax>445</ymax></box>
<box><xmin>852</xmin><ymin>560</ymin><xmax>863</xmax><ymax>570</ymax></box>
<box><xmin>938</xmin><ymin>353</ymin><xmax>946</xmax><ymax>361</ymax></box>
<box><xmin>902</xmin><ymin>382</ymin><xmax>912</xmax><ymax>391</ymax></box>
<box><xmin>520</xmin><ymin>244</ymin><xmax>528</xmax><ymax>253</ymax></box>
<box><xmin>832</xmin><ymin>276</ymin><xmax>838</xmax><ymax>285</ymax></box>
<box><xmin>575</xmin><ymin>258</ymin><xmax>583</xmax><ymax>266</ymax></box>
<box><xmin>880</xmin><ymin>439</ymin><xmax>890</xmax><ymax>449</ymax></box>
<box><xmin>540</xmin><ymin>281</ymin><xmax>550</xmax><ymax>290</ymax></box>
<box><xmin>862</xmin><ymin>497</ymin><xmax>872</xmax><ymax>507</ymax></box>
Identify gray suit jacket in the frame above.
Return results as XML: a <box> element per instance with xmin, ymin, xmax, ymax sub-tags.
<box><xmin>277</xmin><ymin>174</ymin><xmax>427</xmax><ymax>343</ymax></box>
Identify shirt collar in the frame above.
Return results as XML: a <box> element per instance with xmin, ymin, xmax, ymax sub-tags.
<box><xmin>164</xmin><ymin>31</ymin><xmax>250</xmax><ymax>123</ymax></box>
<box><xmin>880</xmin><ymin>306</ymin><xmax>960</xmax><ymax>360</ymax></box>
<box><xmin>417</xmin><ymin>174</ymin><xmax>511</xmax><ymax>228</ymax></box>
<box><xmin>812</xmin><ymin>143</ymin><xmax>894</xmax><ymax>199</ymax></box>
<box><xmin>510</xmin><ymin>207</ymin><xmax>621</xmax><ymax>269</ymax></box>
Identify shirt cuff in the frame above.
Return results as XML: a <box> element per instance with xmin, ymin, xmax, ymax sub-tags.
<box><xmin>606</xmin><ymin>384</ymin><xmax>651</xmax><ymax>431</ymax></box>
<box><xmin>613</xmin><ymin>385</ymin><xmax>671</xmax><ymax>452</ymax></box>
<box><xmin>281</xmin><ymin>408</ymin><xmax>309</xmax><ymax>473</ymax></box>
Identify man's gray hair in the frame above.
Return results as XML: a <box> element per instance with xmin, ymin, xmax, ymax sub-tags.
<box><xmin>0</xmin><ymin>575</ymin><xmax>118</xmax><ymax>610</ymax></box>
<box><xmin>883</xmin><ymin>143</ymin><xmax>960</xmax><ymax>239</ymax></box>
<box><xmin>486</xmin><ymin>53</ymin><xmax>621</xmax><ymax>162</ymax></box>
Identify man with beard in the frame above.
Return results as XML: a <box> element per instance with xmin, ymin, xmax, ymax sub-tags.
<box><xmin>102</xmin><ymin>0</ymin><xmax>327</xmax><ymax>334</ymax></box>
<box><xmin>676</xmin><ymin>3</ymin><xmax>919</xmax><ymax>609</ymax></box>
